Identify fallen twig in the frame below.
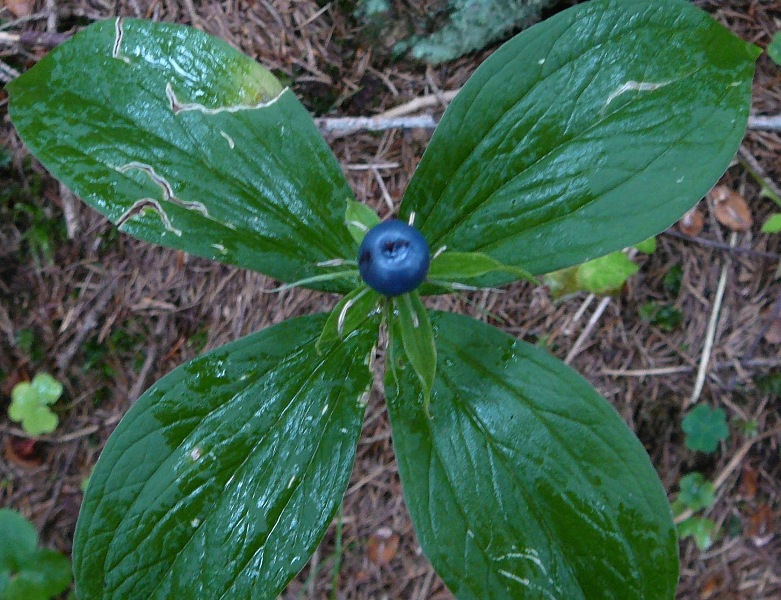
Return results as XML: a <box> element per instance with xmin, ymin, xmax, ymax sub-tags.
<box><xmin>601</xmin><ymin>357</ymin><xmax>781</xmax><ymax>378</ymax></box>
<box><xmin>686</xmin><ymin>232</ymin><xmax>736</xmax><ymax>407</ymax></box>
<box><xmin>60</xmin><ymin>183</ymin><xmax>80</xmax><ymax>239</ymax></box>
<box><xmin>748</xmin><ymin>114</ymin><xmax>781</xmax><ymax>131</ymax></box>
<box><xmin>663</xmin><ymin>229</ymin><xmax>781</xmax><ymax>260</ymax></box>
<box><xmin>565</xmin><ymin>296</ymin><xmax>611</xmax><ymax>365</ymax></box>
<box><xmin>316</xmin><ymin>114</ymin><xmax>437</xmax><ymax>135</ymax></box>
<box><xmin>377</xmin><ymin>89</ymin><xmax>460</xmax><ymax>119</ymax></box>
<box><xmin>738</xmin><ymin>145</ymin><xmax>781</xmax><ymax>205</ymax></box>
<box><xmin>0</xmin><ymin>30</ymin><xmax>71</xmax><ymax>48</ymax></box>
<box><xmin>0</xmin><ymin>58</ymin><xmax>21</xmax><ymax>84</ymax></box>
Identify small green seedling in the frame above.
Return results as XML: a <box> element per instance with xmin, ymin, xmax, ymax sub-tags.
<box><xmin>639</xmin><ymin>302</ymin><xmax>684</xmax><ymax>331</ymax></box>
<box><xmin>674</xmin><ymin>472</ymin><xmax>716</xmax><ymax>513</ymax></box>
<box><xmin>756</xmin><ymin>370</ymin><xmax>781</xmax><ymax>396</ymax></box>
<box><xmin>676</xmin><ymin>517</ymin><xmax>717</xmax><ymax>551</ymax></box>
<box><xmin>663</xmin><ymin>264</ymin><xmax>684</xmax><ymax>296</ymax></box>
<box><xmin>683</xmin><ymin>404</ymin><xmax>730</xmax><ymax>453</ymax></box>
<box><xmin>671</xmin><ymin>472</ymin><xmax>718</xmax><ymax>551</ymax></box>
<box><xmin>6</xmin><ymin>0</ymin><xmax>759</xmax><ymax>598</ymax></box>
<box><xmin>767</xmin><ymin>31</ymin><xmax>781</xmax><ymax>66</ymax></box>
<box><xmin>8</xmin><ymin>373</ymin><xmax>63</xmax><ymax>436</ymax></box>
<box><xmin>0</xmin><ymin>509</ymin><xmax>72</xmax><ymax>600</ymax></box>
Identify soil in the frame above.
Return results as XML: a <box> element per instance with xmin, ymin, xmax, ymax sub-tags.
<box><xmin>1</xmin><ymin>1</ymin><xmax>780</xmax><ymax>599</ymax></box>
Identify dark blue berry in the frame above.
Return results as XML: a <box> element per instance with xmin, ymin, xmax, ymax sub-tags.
<box><xmin>358</xmin><ymin>220</ymin><xmax>430</xmax><ymax>297</ymax></box>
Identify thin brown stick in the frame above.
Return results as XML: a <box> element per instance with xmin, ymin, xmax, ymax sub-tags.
<box><xmin>39</xmin><ymin>440</ymin><xmax>79</xmax><ymax>529</ymax></box>
<box><xmin>377</xmin><ymin>89</ymin><xmax>461</xmax><ymax>119</ymax></box>
<box><xmin>738</xmin><ymin>145</ymin><xmax>781</xmax><ymax>204</ymax></box>
<box><xmin>0</xmin><ymin>30</ymin><xmax>71</xmax><ymax>47</ymax></box>
<box><xmin>663</xmin><ymin>229</ymin><xmax>781</xmax><ymax>260</ymax></box>
<box><xmin>60</xmin><ymin>183</ymin><xmax>80</xmax><ymax>239</ymax></box>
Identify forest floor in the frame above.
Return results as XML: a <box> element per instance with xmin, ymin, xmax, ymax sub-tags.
<box><xmin>1</xmin><ymin>1</ymin><xmax>780</xmax><ymax>598</ymax></box>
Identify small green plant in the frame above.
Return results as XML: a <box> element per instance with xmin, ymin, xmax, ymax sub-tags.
<box><xmin>683</xmin><ymin>404</ymin><xmax>730</xmax><ymax>453</ymax></box>
<box><xmin>8</xmin><ymin>372</ymin><xmax>63</xmax><ymax>436</ymax></box>
<box><xmin>671</xmin><ymin>473</ymin><xmax>718</xmax><ymax>551</ymax></box>
<box><xmin>7</xmin><ymin>0</ymin><xmax>758</xmax><ymax>598</ymax></box>
<box><xmin>676</xmin><ymin>516</ymin><xmax>717</xmax><ymax>551</ymax></box>
<box><xmin>674</xmin><ymin>472</ymin><xmax>716</xmax><ymax>513</ymax></box>
<box><xmin>663</xmin><ymin>263</ymin><xmax>684</xmax><ymax>296</ymax></box>
<box><xmin>394</xmin><ymin>0</ymin><xmax>559</xmax><ymax>64</ymax></box>
<box><xmin>15</xmin><ymin>328</ymin><xmax>44</xmax><ymax>363</ymax></box>
<box><xmin>767</xmin><ymin>31</ymin><xmax>781</xmax><ymax>66</ymax></box>
<box><xmin>0</xmin><ymin>509</ymin><xmax>72</xmax><ymax>600</ymax></box>
<box><xmin>639</xmin><ymin>302</ymin><xmax>683</xmax><ymax>331</ymax></box>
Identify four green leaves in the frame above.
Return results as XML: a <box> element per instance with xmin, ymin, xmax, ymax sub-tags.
<box><xmin>9</xmin><ymin>373</ymin><xmax>63</xmax><ymax>436</ymax></box>
<box><xmin>6</xmin><ymin>0</ymin><xmax>760</xmax><ymax>598</ymax></box>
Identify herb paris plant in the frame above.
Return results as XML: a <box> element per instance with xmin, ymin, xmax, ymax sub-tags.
<box><xmin>7</xmin><ymin>0</ymin><xmax>758</xmax><ymax>598</ymax></box>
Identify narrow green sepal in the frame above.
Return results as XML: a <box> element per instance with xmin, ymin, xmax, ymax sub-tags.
<box><xmin>261</xmin><ymin>269</ymin><xmax>359</xmax><ymax>293</ymax></box>
<box><xmin>392</xmin><ymin>292</ymin><xmax>436</xmax><ymax>416</ymax></box>
<box><xmin>316</xmin><ymin>285</ymin><xmax>383</xmax><ymax>352</ymax></box>
<box><xmin>345</xmin><ymin>199</ymin><xmax>381</xmax><ymax>244</ymax></box>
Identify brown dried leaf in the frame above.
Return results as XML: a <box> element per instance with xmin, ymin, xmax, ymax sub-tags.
<box><xmin>746</xmin><ymin>504</ymin><xmax>775</xmax><ymax>547</ymax></box>
<box><xmin>739</xmin><ymin>465</ymin><xmax>758</xmax><ymax>499</ymax></box>
<box><xmin>699</xmin><ymin>574</ymin><xmax>723</xmax><ymax>599</ymax></box>
<box><xmin>6</xmin><ymin>0</ymin><xmax>35</xmax><ymax>18</ymax></box>
<box><xmin>367</xmin><ymin>527</ymin><xmax>400</xmax><ymax>566</ymax></box>
<box><xmin>678</xmin><ymin>207</ymin><xmax>704</xmax><ymax>236</ymax></box>
<box><xmin>711</xmin><ymin>185</ymin><xmax>753</xmax><ymax>232</ymax></box>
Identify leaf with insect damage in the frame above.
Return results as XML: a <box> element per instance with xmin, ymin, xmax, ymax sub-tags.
<box><xmin>9</xmin><ymin>19</ymin><xmax>359</xmax><ymax>293</ymax></box>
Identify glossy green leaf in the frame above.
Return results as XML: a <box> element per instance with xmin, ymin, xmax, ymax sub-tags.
<box><xmin>316</xmin><ymin>284</ymin><xmax>382</xmax><ymax>351</ymax></box>
<box><xmin>386</xmin><ymin>312</ymin><xmax>678</xmax><ymax>599</ymax></box>
<box><xmin>345</xmin><ymin>199</ymin><xmax>381</xmax><ymax>244</ymax></box>
<box><xmin>682</xmin><ymin>404</ymin><xmax>729</xmax><ymax>453</ymax></box>
<box><xmin>427</xmin><ymin>251</ymin><xmax>536</xmax><ymax>286</ymax></box>
<box><xmin>73</xmin><ymin>314</ymin><xmax>376</xmax><ymax>599</ymax></box>
<box><xmin>8</xmin><ymin>19</ymin><xmax>358</xmax><ymax>293</ymax></box>
<box><xmin>392</xmin><ymin>292</ymin><xmax>436</xmax><ymax>413</ymax></box>
<box><xmin>400</xmin><ymin>0</ymin><xmax>759</xmax><ymax>277</ymax></box>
